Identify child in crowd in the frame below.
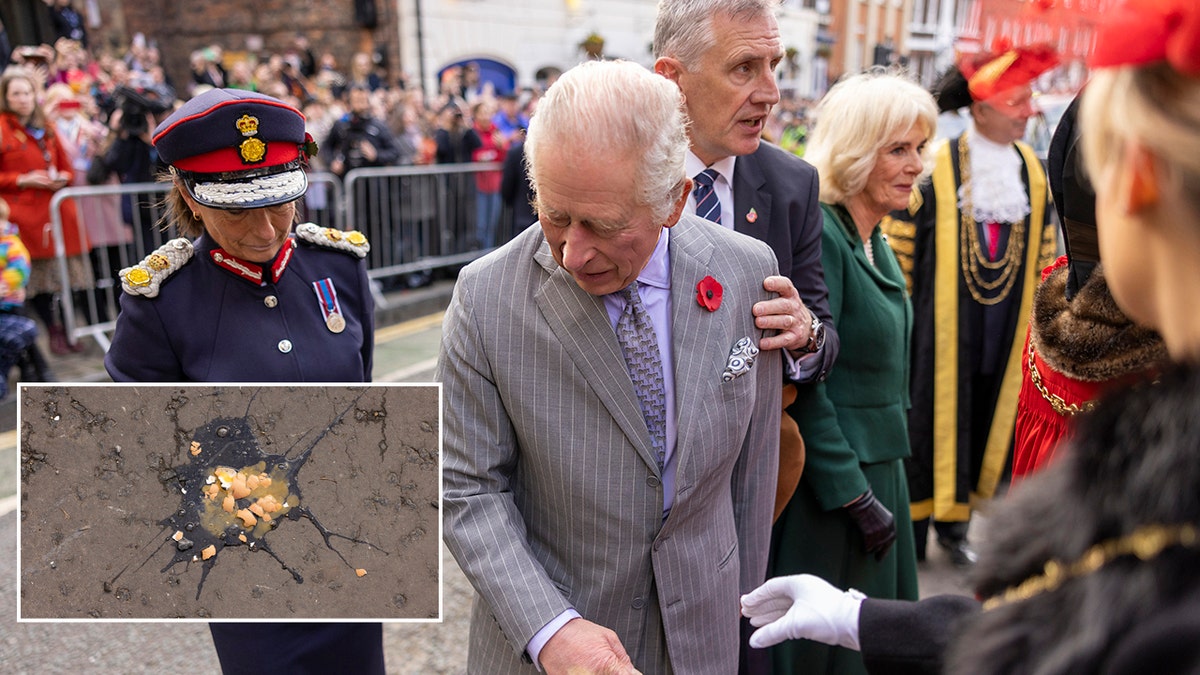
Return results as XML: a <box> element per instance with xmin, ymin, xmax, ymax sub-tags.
<box><xmin>0</xmin><ymin>197</ymin><xmax>39</xmax><ymax>400</ymax></box>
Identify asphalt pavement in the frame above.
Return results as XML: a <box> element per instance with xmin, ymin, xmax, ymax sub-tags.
<box><xmin>0</xmin><ymin>279</ymin><xmax>975</xmax><ymax>673</ymax></box>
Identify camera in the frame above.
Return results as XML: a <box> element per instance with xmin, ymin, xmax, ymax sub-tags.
<box><xmin>114</xmin><ymin>85</ymin><xmax>173</xmax><ymax>136</ymax></box>
<box><xmin>18</xmin><ymin>47</ymin><xmax>48</xmax><ymax>65</ymax></box>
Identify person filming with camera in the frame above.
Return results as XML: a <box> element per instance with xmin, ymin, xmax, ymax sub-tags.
<box><xmin>101</xmin><ymin>83</ymin><xmax>174</xmax><ymax>256</ymax></box>
<box><xmin>323</xmin><ymin>84</ymin><xmax>401</xmax><ymax>178</ymax></box>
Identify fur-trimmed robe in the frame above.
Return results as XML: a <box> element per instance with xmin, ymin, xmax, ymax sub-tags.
<box><xmin>947</xmin><ymin>363</ymin><xmax>1200</xmax><ymax>674</ymax></box>
<box><xmin>1011</xmin><ymin>257</ymin><xmax>1166</xmax><ymax>479</ymax></box>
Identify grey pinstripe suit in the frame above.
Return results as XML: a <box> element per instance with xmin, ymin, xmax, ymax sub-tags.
<box><xmin>440</xmin><ymin>214</ymin><xmax>782</xmax><ymax>674</ymax></box>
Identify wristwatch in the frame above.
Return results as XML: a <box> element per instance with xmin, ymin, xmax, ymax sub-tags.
<box><xmin>804</xmin><ymin>313</ymin><xmax>826</xmax><ymax>354</ymax></box>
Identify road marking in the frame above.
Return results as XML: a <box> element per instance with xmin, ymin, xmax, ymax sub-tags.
<box><xmin>375</xmin><ymin>312</ymin><xmax>444</xmax><ymax>344</ymax></box>
<box><xmin>379</xmin><ymin>358</ymin><xmax>440</xmax><ymax>383</ymax></box>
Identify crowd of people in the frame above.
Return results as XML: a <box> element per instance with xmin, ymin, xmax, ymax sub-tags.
<box><xmin>5</xmin><ymin>0</ymin><xmax>1199</xmax><ymax>673</ymax></box>
<box><xmin>0</xmin><ymin>17</ymin><xmax>553</xmax><ymax>392</ymax></box>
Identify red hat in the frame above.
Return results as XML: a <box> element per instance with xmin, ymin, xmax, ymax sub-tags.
<box><xmin>153</xmin><ymin>89</ymin><xmax>316</xmax><ymax>210</ymax></box>
<box><xmin>959</xmin><ymin>41</ymin><xmax>1060</xmax><ymax>102</ymax></box>
<box><xmin>1090</xmin><ymin>0</ymin><xmax>1200</xmax><ymax>75</ymax></box>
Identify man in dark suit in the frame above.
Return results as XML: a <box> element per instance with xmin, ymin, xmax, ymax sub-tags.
<box><xmin>653</xmin><ymin>2</ymin><xmax>837</xmax><ymax>670</ymax></box>
<box><xmin>653</xmin><ymin>0</ymin><xmax>837</xmax><ymax>379</ymax></box>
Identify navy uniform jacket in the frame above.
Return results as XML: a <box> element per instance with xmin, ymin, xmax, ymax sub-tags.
<box><xmin>105</xmin><ymin>231</ymin><xmax>374</xmax><ymax>383</ymax></box>
<box><xmin>104</xmin><ymin>228</ymin><xmax>381</xmax><ymax>675</ymax></box>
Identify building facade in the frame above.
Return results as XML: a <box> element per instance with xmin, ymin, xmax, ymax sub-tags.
<box><xmin>71</xmin><ymin>1</ymin><xmax>822</xmax><ymax>100</ymax></box>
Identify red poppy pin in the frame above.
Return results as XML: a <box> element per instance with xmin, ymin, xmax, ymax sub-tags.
<box><xmin>696</xmin><ymin>275</ymin><xmax>723</xmax><ymax>312</ymax></box>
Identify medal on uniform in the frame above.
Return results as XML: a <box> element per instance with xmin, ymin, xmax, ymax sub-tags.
<box><xmin>312</xmin><ymin>278</ymin><xmax>346</xmax><ymax>334</ymax></box>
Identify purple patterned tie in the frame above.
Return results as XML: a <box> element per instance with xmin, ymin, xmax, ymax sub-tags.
<box><xmin>614</xmin><ymin>282</ymin><xmax>667</xmax><ymax>469</ymax></box>
<box><xmin>693</xmin><ymin>168</ymin><xmax>722</xmax><ymax>225</ymax></box>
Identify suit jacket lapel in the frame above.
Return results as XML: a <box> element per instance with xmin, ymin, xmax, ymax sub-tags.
<box><xmin>532</xmin><ymin>242</ymin><xmax>663</xmax><ymax>473</ymax></box>
<box><xmin>668</xmin><ymin>219</ymin><xmax>728</xmax><ymax>478</ymax></box>
<box><xmin>732</xmin><ymin>151</ymin><xmax>772</xmax><ymax>242</ymax></box>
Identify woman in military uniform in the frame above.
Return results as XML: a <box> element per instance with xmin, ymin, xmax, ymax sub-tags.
<box><xmin>105</xmin><ymin>87</ymin><xmax>372</xmax><ymax>382</ymax></box>
<box><xmin>104</xmin><ymin>88</ymin><xmax>381</xmax><ymax>673</ymax></box>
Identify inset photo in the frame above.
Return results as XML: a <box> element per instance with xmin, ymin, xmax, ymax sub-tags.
<box><xmin>18</xmin><ymin>384</ymin><xmax>440</xmax><ymax>621</ymax></box>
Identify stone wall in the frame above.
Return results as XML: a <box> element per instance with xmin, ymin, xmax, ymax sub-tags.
<box><xmin>90</xmin><ymin>0</ymin><xmax>402</xmax><ymax>98</ymax></box>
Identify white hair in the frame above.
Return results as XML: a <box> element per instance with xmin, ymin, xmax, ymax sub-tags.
<box><xmin>653</xmin><ymin>0</ymin><xmax>779</xmax><ymax>67</ymax></box>
<box><xmin>525</xmin><ymin>60</ymin><xmax>689</xmax><ymax>223</ymax></box>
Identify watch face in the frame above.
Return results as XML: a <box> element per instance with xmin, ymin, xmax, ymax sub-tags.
<box><xmin>808</xmin><ymin>316</ymin><xmax>825</xmax><ymax>353</ymax></box>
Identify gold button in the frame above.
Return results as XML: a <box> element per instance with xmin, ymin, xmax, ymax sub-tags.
<box><xmin>264</xmin><ymin>295</ymin><xmax>278</xmax><ymax>308</ymax></box>
<box><xmin>277</xmin><ymin>340</ymin><xmax>292</xmax><ymax>354</ymax></box>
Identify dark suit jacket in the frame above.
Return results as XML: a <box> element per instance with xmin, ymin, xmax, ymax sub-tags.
<box><xmin>732</xmin><ymin>141</ymin><xmax>838</xmax><ymax>380</ymax></box>
<box><xmin>500</xmin><ymin>140</ymin><xmax>536</xmax><ymax>230</ymax></box>
<box><xmin>858</xmin><ymin>594</ymin><xmax>979</xmax><ymax>675</ymax></box>
<box><xmin>106</xmin><ymin>232</ymin><xmax>374</xmax><ymax>382</ymax></box>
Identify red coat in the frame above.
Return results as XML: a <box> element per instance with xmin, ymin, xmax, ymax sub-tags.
<box><xmin>1012</xmin><ymin>330</ymin><xmax>1107</xmax><ymax>480</ymax></box>
<box><xmin>470</xmin><ymin>122</ymin><xmax>504</xmax><ymax>193</ymax></box>
<box><xmin>0</xmin><ymin>112</ymin><xmax>87</xmax><ymax>259</ymax></box>
<box><xmin>1012</xmin><ymin>257</ymin><xmax>1163</xmax><ymax>481</ymax></box>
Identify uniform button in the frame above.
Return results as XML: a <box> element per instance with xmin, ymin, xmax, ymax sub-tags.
<box><xmin>277</xmin><ymin>340</ymin><xmax>293</xmax><ymax>354</ymax></box>
<box><xmin>646</xmin><ymin>475</ymin><xmax>661</xmax><ymax>488</ymax></box>
<box><xmin>264</xmin><ymin>295</ymin><xmax>278</xmax><ymax>308</ymax></box>
<box><xmin>631</xmin><ymin>597</ymin><xmax>646</xmax><ymax>610</ymax></box>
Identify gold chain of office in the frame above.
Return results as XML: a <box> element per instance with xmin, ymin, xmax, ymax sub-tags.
<box><xmin>982</xmin><ymin>523</ymin><xmax>1200</xmax><ymax>610</ymax></box>
<box><xmin>958</xmin><ymin>138</ymin><xmax>1025</xmax><ymax>306</ymax></box>
<box><xmin>1026</xmin><ymin>340</ymin><xmax>1098</xmax><ymax>417</ymax></box>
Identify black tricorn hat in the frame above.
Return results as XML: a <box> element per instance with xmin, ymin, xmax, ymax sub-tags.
<box><xmin>1046</xmin><ymin>94</ymin><xmax>1098</xmax><ymax>300</ymax></box>
<box><xmin>931</xmin><ymin>66</ymin><xmax>973</xmax><ymax>113</ymax></box>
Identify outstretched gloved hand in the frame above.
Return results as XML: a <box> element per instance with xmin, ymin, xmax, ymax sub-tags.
<box><xmin>740</xmin><ymin>574</ymin><xmax>866</xmax><ymax>650</ymax></box>
<box><xmin>845</xmin><ymin>488</ymin><xmax>896</xmax><ymax>560</ymax></box>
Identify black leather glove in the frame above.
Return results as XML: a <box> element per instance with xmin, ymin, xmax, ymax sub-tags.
<box><xmin>844</xmin><ymin>488</ymin><xmax>896</xmax><ymax>561</ymax></box>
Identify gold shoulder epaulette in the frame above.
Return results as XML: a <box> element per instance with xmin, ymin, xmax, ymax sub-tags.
<box><xmin>119</xmin><ymin>238</ymin><xmax>194</xmax><ymax>298</ymax></box>
<box><xmin>295</xmin><ymin>222</ymin><xmax>370</xmax><ymax>259</ymax></box>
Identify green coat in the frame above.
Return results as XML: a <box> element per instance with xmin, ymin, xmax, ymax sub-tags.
<box><xmin>770</xmin><ymin>203</ymin><xmax>919</xmax><ymax>675</ymax></box>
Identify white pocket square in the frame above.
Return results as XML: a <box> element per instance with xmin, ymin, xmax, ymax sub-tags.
<box><xmin>722</xmin><ymin>337</ymin><xmax>759</xmax><ymax>382</ymax></box>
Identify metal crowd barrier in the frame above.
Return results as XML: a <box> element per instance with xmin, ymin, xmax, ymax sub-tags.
<box><xmin>48</xmin><ymin>165</ymin><xmax>515</xmax><ymax>351</ymax></box>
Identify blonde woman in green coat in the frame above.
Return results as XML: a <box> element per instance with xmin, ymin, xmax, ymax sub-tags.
<box><xmin>768</xmin><ymin>70</ymin><xmax>938</xmax><ymax>675</ymax></box>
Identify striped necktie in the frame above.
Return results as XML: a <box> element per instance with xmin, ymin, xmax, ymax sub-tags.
<box><xmin>693</xmin><ymin>168</ymin><xmax>722</xmax><ymax>225</ymax></box>
<box><xmin>614</xmin><ymin>282</ymin><xmax>667</xmax><ymax>469</ymax></box>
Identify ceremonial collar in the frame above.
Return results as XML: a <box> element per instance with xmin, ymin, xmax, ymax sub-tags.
<box><xmin>208</xmin><ymin>237</ymin><xmax>297</xmax><ymax>285</ymax></box>
<box><xmin>960</xmin><ymin>124</ymin><xmax>1031</xmax><ymax>224</ymax></box>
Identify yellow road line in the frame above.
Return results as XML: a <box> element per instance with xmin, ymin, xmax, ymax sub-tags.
<box><xmin>375</xmin><ymin>312</ymin><xmax>444</xmax><ymax>343</ymax></box>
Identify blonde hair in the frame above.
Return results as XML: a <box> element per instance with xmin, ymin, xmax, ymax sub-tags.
<box><xmin>805</xmin><ymin>70</ymin><xmax>938</xmax><ymax>204</ymax></box>
<box><xmin>1080</xmin><ymin>62</ymin><xmax>1200</xmax><ymax>223</ymax></box>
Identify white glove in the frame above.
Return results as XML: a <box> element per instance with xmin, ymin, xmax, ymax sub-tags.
<box><xmin>740</xmin><ymin>574</ymin><xmax>866</xmax><ymax>650</ymax></box>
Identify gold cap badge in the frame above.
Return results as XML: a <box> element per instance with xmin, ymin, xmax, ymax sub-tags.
<box><xmin>236</xmin><ymin>114</ymin><xmax>268</xmax><ymax>164</ymax></box>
